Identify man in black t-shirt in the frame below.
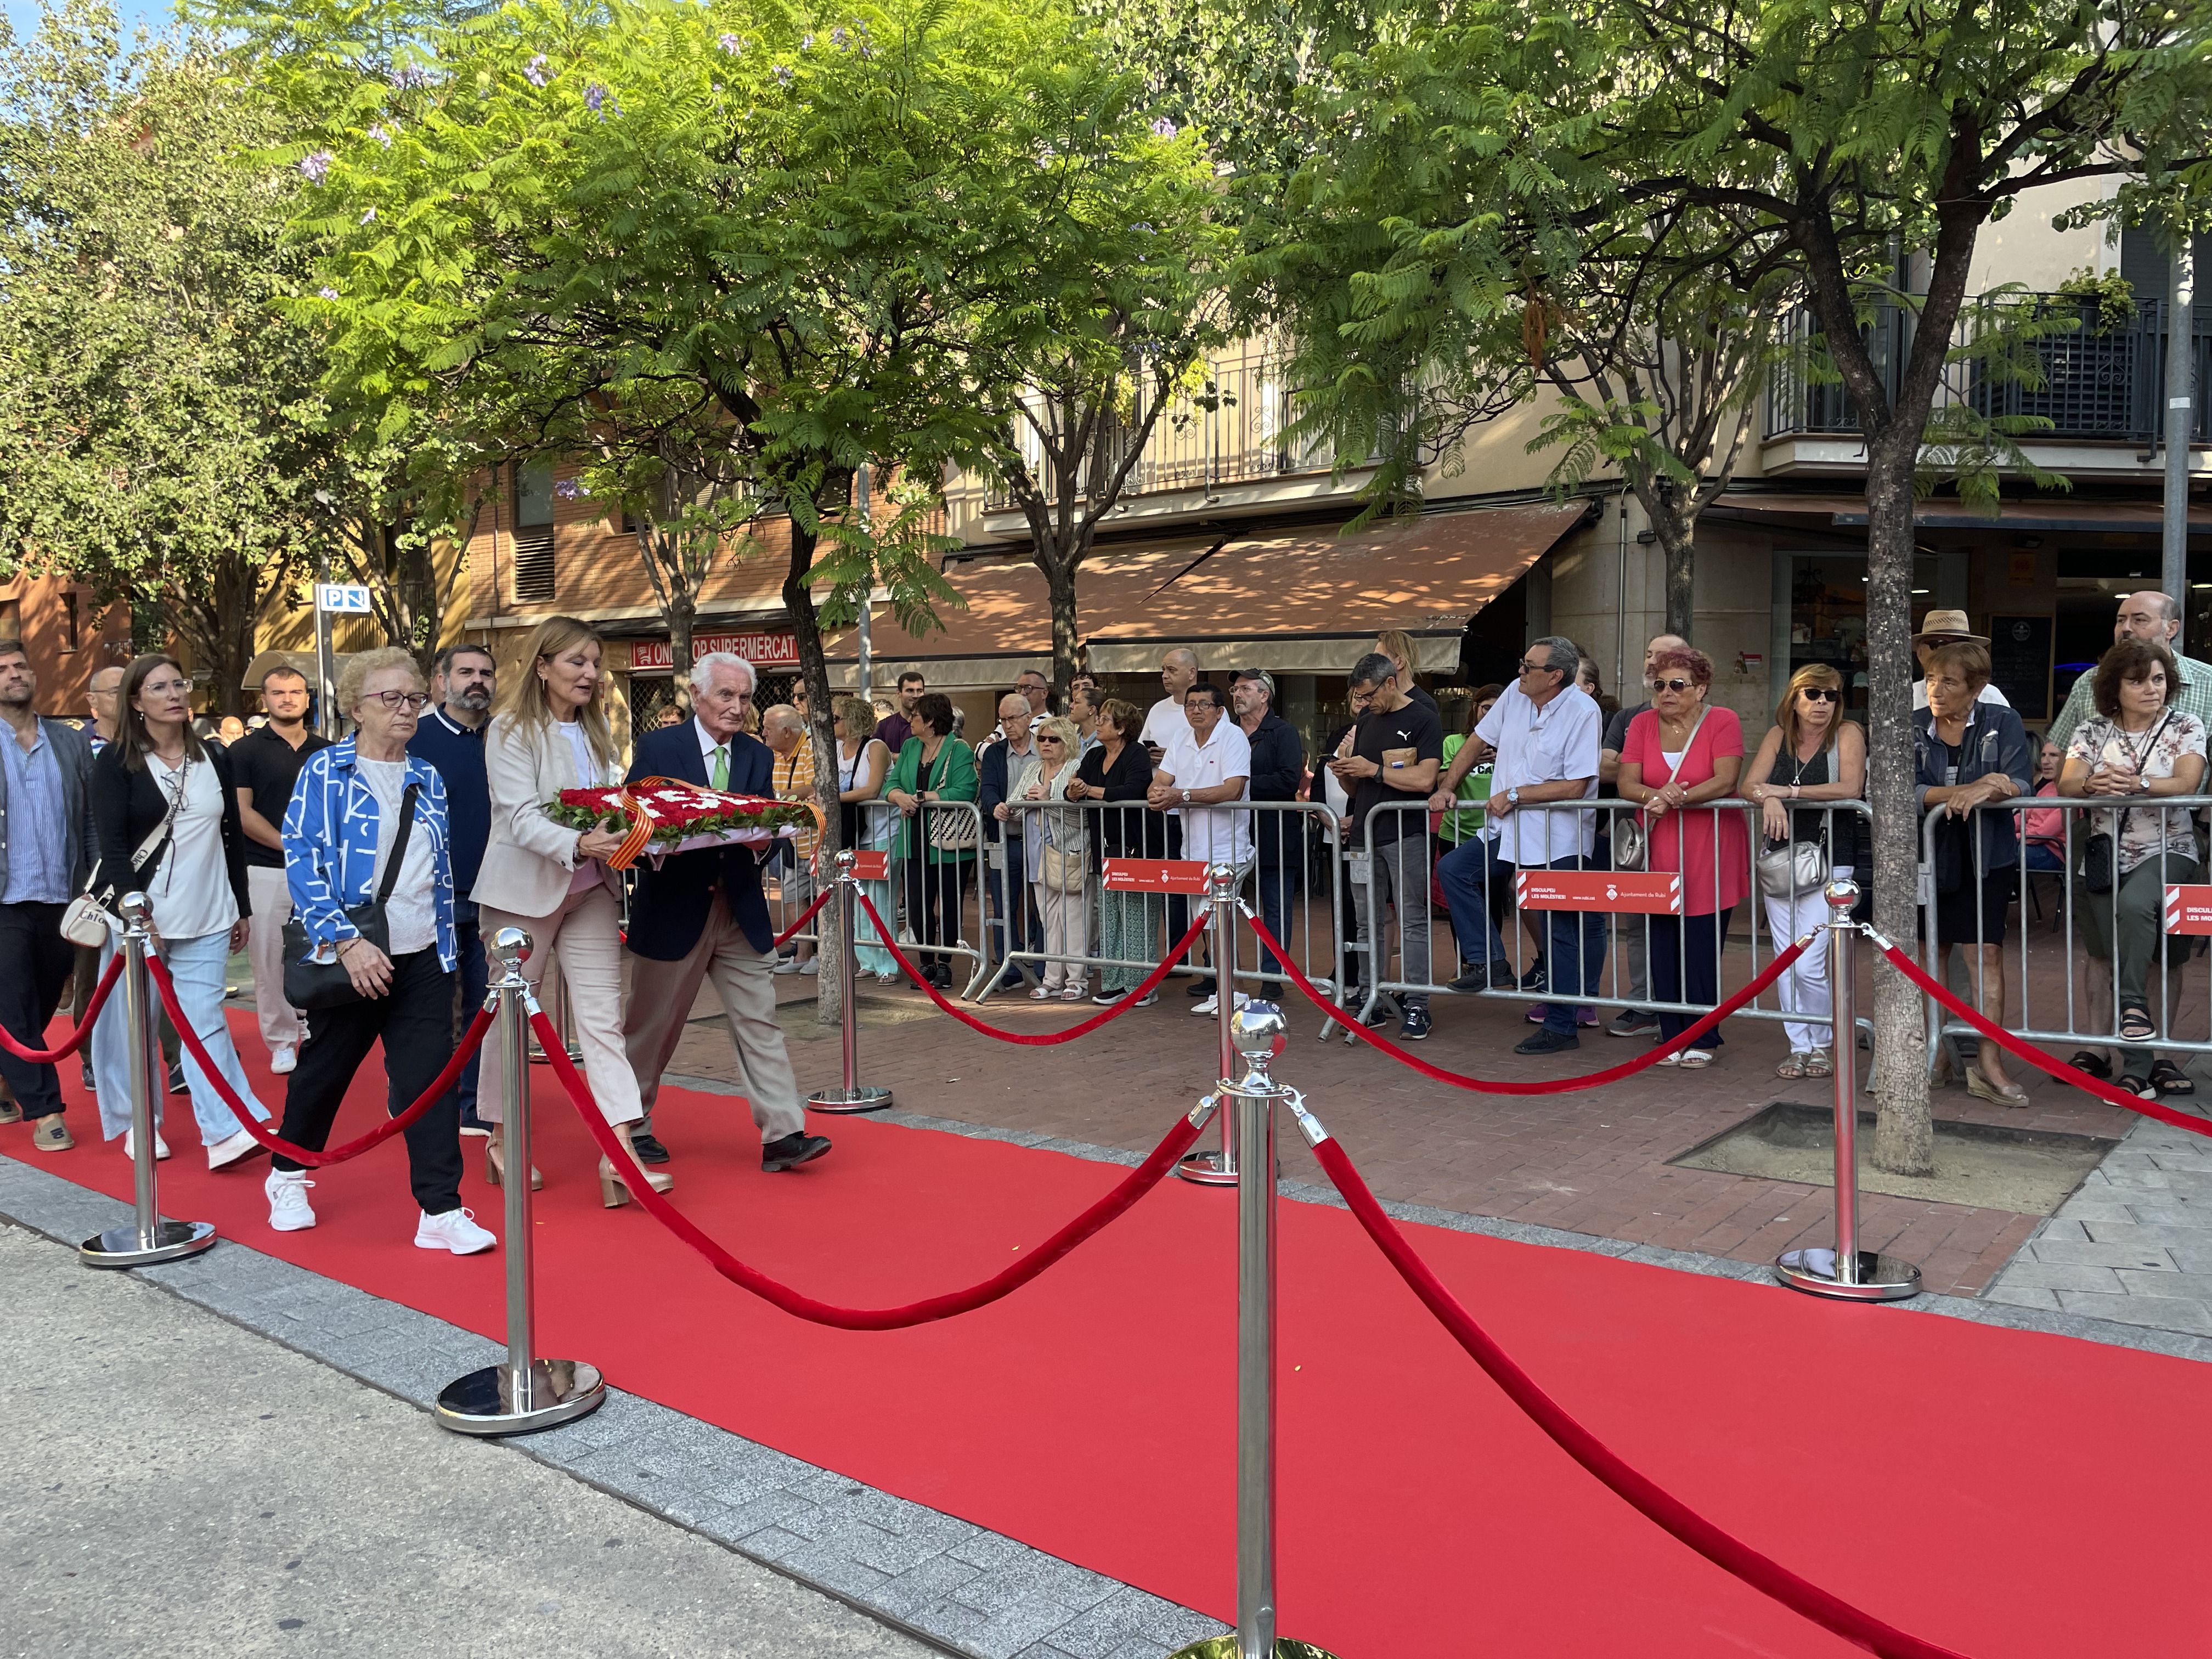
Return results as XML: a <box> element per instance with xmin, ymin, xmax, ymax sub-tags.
<box><xmin>1328</xmin><ymin>653</ymin><xmax>1443</xmax><ymax>1040</ymax></box>
<box><xmin>230</xmin><ymin>667</ymin><xmax>331</xmax><ymax>1074</ymax></box>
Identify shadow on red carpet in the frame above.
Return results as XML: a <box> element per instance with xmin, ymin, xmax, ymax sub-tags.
<box><xmin>6</xmin><ymin>1006</ymin><xmax>2207</xmax><ymax>1657</ymax></box>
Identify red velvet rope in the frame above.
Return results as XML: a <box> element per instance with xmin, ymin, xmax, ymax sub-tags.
<box><xmin>535</xmin><ymin>1007</ymin><xmax>1207</xmax><ymax>1328</ymax></box>
<box><xmin>1871</xmin><ymin>938</ymin><xmax>2212</xmax><ymax>1139</ymax></box>
<box><xmin>1312</xmin><ymin>1135</ymin><xmax>1972</xmax><ymax>1659</ymax></box>
<box><xmin>146</xmin><ymin>955</ymin><xmax>497</xmax><ymax>1167</ymax></box>
<box><xmin>772</xmin><ymin>883</ymin><xmax>833</xmax><ymax>949</ymax></box>
<box><xmin>854</xmin><ymin>890</ymin><xmax>1212</xmax><ymax>1046</ymax></box>
<box><xmin>1244</xmin><ymin>911</ymin><xmax>1813</xmax><ymax>1094</ymax></box>
<box><xmin>0</xmin><ymin>950</ymin><xmax>122</xmax><ymax>1064</ymax></box>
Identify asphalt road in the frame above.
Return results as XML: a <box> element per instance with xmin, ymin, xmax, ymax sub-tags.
<box><xmin>0</xmin><ymin>1222</ymin><xmax>933</xmax><ymax>1658</ymax></box>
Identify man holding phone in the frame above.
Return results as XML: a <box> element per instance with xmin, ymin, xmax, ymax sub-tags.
<box><xmin>1331</xmin><ymin>653</ymin><xmax>1442</xmax><ymax>1041</ymax></box>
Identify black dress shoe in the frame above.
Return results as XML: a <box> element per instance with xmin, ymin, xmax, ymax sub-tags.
<box><xmin>762</xmin><ymin>1131</ymin><xmax>832</xmax><ymax>1171</ymax></box>
<box><xmin>629</xmin><ymin>1130</ymin><xmax>670</xmax><ymax>1166</ymax></box>
<box><xmin>1514</xmin><ymin>1027</ymin><xmax>1579</xmax><ymax>1056</ymax></box>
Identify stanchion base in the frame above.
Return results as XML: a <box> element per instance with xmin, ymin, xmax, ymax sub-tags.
<box><xmin>78</xmin><ymin>1218</ymin><xmax>216</xmax><ymax>1269</ymax></box>
<box><xmin>434</xmin><ymin>1359</ymin><xmax>605</xmax><ymax>1436</ymax></box>
<box><xmin>1774</xmin><ymin>1248</ymin><xmax>1923</xmax><ymax>1301</ymax></box>
<box><xmin>808</xmin><ymin>1085</ymin><xmax>895</xmax><ymax>1115</ymax></box>
<box><xmin>1169</xmin><ymin>1638</ymin><xmax>1342</xmax><ymax>1658</ymax></box>
<box><xmin>1176</xmin><ymin>1149</ymin><xmax>1239</xmax><ymax>1187</ymax></box>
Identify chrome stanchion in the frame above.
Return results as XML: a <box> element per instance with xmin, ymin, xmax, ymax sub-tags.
<box><xmin>1171</xmin><ymin>1005</ymin><xmax>1340</xmax><ymax>1659</ymax></box>
<box><xmin>436</xmin><ymin>928</ymin><xmax>605</xmax><ymax>1434</ymax></box>
<box><xmin>80</xmin><ymin>894</ymin><xmax>217</xmax><ymax>1268</ymax></box>
<box><xmin>1775</xmin><ymin>879</ymin><xmax>1923</xmax><ymax>1301</ymax></box>
<box><xmin>808</xmin><ymin>851</ymin><xmax>893</xmax><ymax>1115</ymax></box>
<box><xmin>528</xmin><ymin>949</ymin><xmax>584</xmax><ymax>1065</ymax></box>
<box><xmin>1179</xmin><ymin>862</ymin><xmax>1242</xmax><ymax>1186</ymax></box>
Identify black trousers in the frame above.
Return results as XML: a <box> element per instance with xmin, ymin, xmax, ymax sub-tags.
<box><xmin>274</xmin><ymin>946</ymin><xmax>463</xmax><ymax>1214</ymax></box>
<box><xmin>0</xmin><ymin>900</ymin><xmax>76</xmax><ymax>1119</ymax></box>
<box><xmin>901</xmin><ymin>852</ymin><xmax>970</xmax><ymax>976</ymax></box>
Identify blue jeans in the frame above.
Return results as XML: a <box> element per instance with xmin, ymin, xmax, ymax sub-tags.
<box><xmin>92</xmin><ymin>928</ymin><xmax>273</xmax><ymax>1144</ymax></box>
<box><xmin>2024</xmin><ymin>843</ymin><xmax>2065</xmax><ymax>873</ymax></box>
<box><xmin>1250</xmin><ymin>860</ymin><xmax>1297</xmax><ymax>978</ymax></box>
<box><xmin>985</xmin><ymin>837</ymin><xmax>1043</xmax><ymax>974</ymax></box>
<box><xmin>452</xmin><ymin>916</ymin><xmax>488</xmax><ymax>1128</ymax></box>
<box><xmin>1437</xmin><ymin>839</ymin><xmax>1606</xmax><ymax>1035</ymax></box>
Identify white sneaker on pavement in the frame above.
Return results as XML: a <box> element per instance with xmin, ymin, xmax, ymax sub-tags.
<box><xmin>773</xmin><ymin>956</ymin><xmax>802</xmax><ymax>974</ymax></box>
<box><xmin>122</xmin><ymin>1128</ymin><xmax>171</xmax><ymax>1161</ymax></box>
<box><xmin>269</xmin><ymin>1043</ymin><xmax>297</xmax><ymax>1075</ymax></box>
<box><xmin>266</xmin><ymin>1169</ymin><xmax>317</xmax><ymax>1232</ymax></box>
<box><xmin>798</xmin><ymin>958</ymin><xmax>819</xmax><ymax>975</ymax></box>
<box><xmin>1190</xmin><ymin>992</ymin><xmax>1251</xmax><ymax>1018</ymax></box>
<box><xmin>208</xmin><ymin>1128</ymin><xmax>268</xmax><ymax>1171</ymax></box>
<box><xmin>415</xmin><ymin>1207</ymin><xmax>496</xmax><ymax>1255</ymax></box>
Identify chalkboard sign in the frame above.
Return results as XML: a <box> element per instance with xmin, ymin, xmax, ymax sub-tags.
<box><xmin>1988</xmin><ymin>614</ymin><xmax>2053</xmax><ymax>721</ymax></box>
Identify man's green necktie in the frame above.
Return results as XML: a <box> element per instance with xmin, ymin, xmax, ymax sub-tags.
<box><xmin>710</xmin><ymin>744</ymin><xmax>729</xmax><ymax>790</ymax></box>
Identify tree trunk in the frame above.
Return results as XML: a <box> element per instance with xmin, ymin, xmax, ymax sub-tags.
<box><xmin>1044</xmin><ymin>552</ymin><xmax>1080</xmax><ymax>707</ymax></box>
<box><xmin>783</xmin><ymin>510</ymin><xmax>847</xmax><ymax>1032</ymax></box>
<box><xmin>1660</xmin><ymin>511</ymin><xmax>1695</xmax><ymax>642</ymax></box>
<box><xmin>667</xmin><ymin>586</ymin><xmax>696</xmax><ymax>702</ymax></box>
<box><xmin>1862</xmin><ymin>438</ymin><xmax>1934</xmax><ymax>1176</ymax></box>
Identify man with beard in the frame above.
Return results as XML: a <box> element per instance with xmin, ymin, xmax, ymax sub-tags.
<box><xmin>407</xmin><ymin>644</ymin><xmax>498</xmax><ymax>1139</ymax></box>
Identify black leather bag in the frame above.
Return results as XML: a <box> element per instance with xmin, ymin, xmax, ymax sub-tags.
<box><xmin>282</xmin><ymin>784</ymin><xmax>418</xmax><ymax>1010</ymax></box>
<box><xmin>2081</xmin><ymin>818</ymin><xmax>2120</xmax><ymax>896</ymax></box>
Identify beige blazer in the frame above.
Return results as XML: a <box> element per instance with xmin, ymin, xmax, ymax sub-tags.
<box><xmin>473</xmin><ymin>712</ymin><xmax>624</xmax><ymax>919</ymax></box>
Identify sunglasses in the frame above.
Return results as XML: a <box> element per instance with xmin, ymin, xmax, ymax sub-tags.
<box><xmin>1799</xmin><ymin>687</ymin><xmax>1841</xmax><ymax>702</ymax></box>
<box><xmin>1516</xmin><ymin>658</ymin><xmax>1558</xmax><ymax>675</ymax></box>
<box><xmin>1038</xmin><ymin>736</ymin><xmax>1065</xmax><ymax>745</ymax></box>
<box><xmin>1651</xmin><ymin>677</ymin><xmax>1695</xmax><ymax>693</ymax></box>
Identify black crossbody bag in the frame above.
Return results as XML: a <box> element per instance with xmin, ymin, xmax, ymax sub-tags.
<box><xmin>283</xmin><ymin>783</ymin><xmax>419</xmax><ymax>1010</ymax></box>
<box><xmin>2082</xmin><ymin>714</ymin><xmax>2170</xmax><ymax>896</ymax></box>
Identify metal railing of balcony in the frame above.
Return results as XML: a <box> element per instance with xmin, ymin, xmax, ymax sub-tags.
<box><xmin>982</xmin><ymin>345</ymin><xmax>1334</xmax><ymax>511</ymax></box>
<box><xmin>1766</xmin><ymin>295</ymin><xmax>2212</xmax><ymax>447</ymax></box>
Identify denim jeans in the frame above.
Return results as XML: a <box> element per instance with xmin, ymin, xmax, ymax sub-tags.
<box><xmin>1437</xmin><ymin>838</ymin><xmax>1606</xmax><ymax>1035</ymax></box>
<box><xmin>1436</xmin><ymin>836</ymin><xmax>1511</xmax><ymax>969</ymax></box>
<box><xmin>1249</xmin><ymin>860</ymin><xmax>1297</xmax><ymax>978</ymax></box>
<box><xmin>985</xmin><ymin>837</ymin><xmax>1043</xmax><ymax>974</ymax></box>
<box><xmin>92</xmin><ymin>928</ymin><xmax>273</xmax><ymax>1144</ymax></box>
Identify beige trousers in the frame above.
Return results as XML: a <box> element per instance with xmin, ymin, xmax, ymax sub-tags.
<box><xmin>476</xmin><ymin>882</ymin><xmax>642</xmax><ymax>1126</ymax></box>
<box><xmin>246</xmin><ymin>865</ymin><xmax>304</xmax><ymax>1050</ymax></box>
<box><xmin>624</xmin><ymin>893</ymin><xmax>804</xmax><ymax>1143</ymax></box>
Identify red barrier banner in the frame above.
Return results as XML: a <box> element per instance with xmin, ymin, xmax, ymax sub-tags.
<box><xmin>848</xmin><ymin>850</ymin><xmax>890</xmax><ymax>881</ymax></box>
<box><xmin>1103</xmin><ymin>857</ymin><xmax>1211</xmax><ymax>895</ymax></box>
<box><xmin>1515</xmin><ymin>869</ymin><xmax>1681</xmax><ymax>915</ymax></box>
<box><xmin>2165</xmin><ymin>884</ymin><xmax>2212</xmax><ymax>935</ymax></box>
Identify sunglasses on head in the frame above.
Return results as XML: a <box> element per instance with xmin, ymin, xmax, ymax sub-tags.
<box><xmin>1799</xmin><ymin>687</ymin><xmax>1841</xmax><ymax>702</ymax></box>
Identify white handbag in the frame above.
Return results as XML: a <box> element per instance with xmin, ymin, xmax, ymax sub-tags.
<box><xmin>61</xmin><ymin>759</ymin><xmax>189</xmax><ymax>947</ymax></box>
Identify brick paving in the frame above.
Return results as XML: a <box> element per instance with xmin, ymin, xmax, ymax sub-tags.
<box><xmin>668</xmin><ymin>934</ymin><xmax>2163</xmax><ymax>1300</ymax></box>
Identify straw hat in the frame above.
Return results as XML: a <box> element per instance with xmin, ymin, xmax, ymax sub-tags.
<box><xmin>1910</xmin><ymin>609</ymin><xmax>1987</xmax><ymax>646</ymax></box>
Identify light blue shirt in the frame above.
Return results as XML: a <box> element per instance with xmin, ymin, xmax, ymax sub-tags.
<box><xmin>1</xmin><ymin>725</ymin><xmax>67</xmax><ymax>904</ymax></box>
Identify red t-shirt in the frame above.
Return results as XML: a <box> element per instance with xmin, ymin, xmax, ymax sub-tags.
<box><xmin>1623</xmin><ymin>706</ymin><xmax>1748</xmax><ymax>915</ymax></box>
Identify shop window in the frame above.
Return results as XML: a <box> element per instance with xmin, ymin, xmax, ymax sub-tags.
<box><xmin>512</xmin><ymin>461</ymin><xmax>556</xmax><ymax>603</ymax></box>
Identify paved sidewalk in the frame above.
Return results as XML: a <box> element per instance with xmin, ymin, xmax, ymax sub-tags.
<box><xmin>0</xmin><ymin>1223</ymin><xmax>930</xmax><ymax>1659</ymax></box>
<box><xmin>1985</xmin><ymin>1118</ymin><xmax>2212</xmax><ymax>1336</ymax></box>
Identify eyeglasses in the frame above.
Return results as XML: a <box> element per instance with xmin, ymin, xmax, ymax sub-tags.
<box><xmin>1651</xmin><ymin>677</ymin><xmax>1695</xmax><ymax>693</ymax></box>
<box><xmin>1516</xmin><ymin>658</ymin><xmax>1557</xmax><ymax>675</ymax></box>
<box><xmin>1800</xmin><ymin>687</ymin><xmax>1840</xmax><ymax>702</ymax></box>
<box><xmin>364</xmin><ymin>691</ymin><xmax>432</xmax><ymax>711</ymax></box>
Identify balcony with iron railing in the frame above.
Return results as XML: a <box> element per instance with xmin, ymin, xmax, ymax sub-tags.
<box><xmin>1766</xmin><ymin>296</ymin><xmax>2212</xmax><ymax>449</ymax></box>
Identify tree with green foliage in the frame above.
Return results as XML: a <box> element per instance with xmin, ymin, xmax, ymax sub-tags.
<box><xmin>1246</xmin><ymin>0</ymin><xmax>2211</xmax><ymax>1173</ymax></box>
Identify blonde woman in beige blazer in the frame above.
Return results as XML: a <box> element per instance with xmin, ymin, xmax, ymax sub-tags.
<box><xmin>472</xmin><ymin>616</ymin><xmax>671</xmax><ymax>1207</ymax></box>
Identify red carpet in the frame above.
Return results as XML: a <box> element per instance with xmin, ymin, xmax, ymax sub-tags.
<box><xmin>8</xmin><ymin>1007</ymin><xmax>2209</xmax><ymax>1657</ymax></box>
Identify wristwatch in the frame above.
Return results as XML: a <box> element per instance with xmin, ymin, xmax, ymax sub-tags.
<box><xmin>1506</xmin><ymin>787</ymin><xmax>1521</xmax><ymax>805</ymax></box>
<box><xmin>1181</xmin><ymin>788</ymin><xmax>1191</xmax><ymax>804</ymax></box>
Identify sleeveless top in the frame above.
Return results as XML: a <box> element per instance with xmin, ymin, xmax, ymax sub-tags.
<box><xmin>1765</xmin><ymin>741</ymin><xmax>1838</xmax><ymax>847</ymax></box>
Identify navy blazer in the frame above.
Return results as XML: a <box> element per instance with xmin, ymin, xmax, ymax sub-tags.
<box><xmin>623</xmin><ymin>720</ymin><xmax>778</xmax><ymax>960</ymax></box>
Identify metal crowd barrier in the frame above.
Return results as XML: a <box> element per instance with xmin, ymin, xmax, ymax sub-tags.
<box><xmin>967</xmin><ymin>799</ymin><xmax>1345</xmax><ymax>1010</ymax></box>
<box><xmin>1352</xmin><ymin>797</ymin><xmax>1875</xmax><ymax>1045</ymax></box>
<box><xmin>1922</xmin><ymin>793</ymin><xmax>2212</xmax><ymax>1074</ymax></box>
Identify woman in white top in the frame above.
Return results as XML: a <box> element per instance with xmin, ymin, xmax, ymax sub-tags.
<box><xmin>832</xmin><ymin>696</ymin><xmax>898</xmax><ymax>979</ymax></box>
<box><xmin>86</xmin><ymin>654</ymin><xmax>273</xmax><ymax>1166</ymax></box>
<box><xmin>1012</xmin><ymin>716</ymin><xmax>1090</xmax><ymax>999</ymax></box>
<box><xmin>263</xmin><ymin>648</ymin><xmax>493</xmax><ymax>1254</ymax></box>
<box><xmin>472</xmin><ymin>616</ymin><xmax>669</xmax><ymax>1205</ymax></box>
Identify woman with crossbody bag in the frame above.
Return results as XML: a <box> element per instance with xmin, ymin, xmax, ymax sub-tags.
<box><xmin>883</xmin><ymin>692</ymin><xmax>977</xmax><ymax>990</ymax></box>
<box><xmin>84</xmin><ymin>654</ymin><xmax>272</xmax><ymax>1167</ymax></box>
<box><xmin>1015</xmin><ymin>718</ymin><xmax>1090</xmax><ymax>1000</ymax></box>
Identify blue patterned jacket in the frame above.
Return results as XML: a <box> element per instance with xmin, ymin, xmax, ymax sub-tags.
<box><xmin>283</xmin><ymin>738</ymin><xmax>456</xmax><ymax>970</ymax></box>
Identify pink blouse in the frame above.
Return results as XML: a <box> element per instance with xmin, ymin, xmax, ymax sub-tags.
<box><xmin>1622</xmin><ymin>706</ymin><xmax>1748</xmax><ymax>915</ymax></box>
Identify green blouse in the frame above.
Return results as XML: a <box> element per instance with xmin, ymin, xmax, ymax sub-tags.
<box><xmin>884</xmin><ymin>736</ymin><xmax>979</xmax><ymax>864</ymax></box>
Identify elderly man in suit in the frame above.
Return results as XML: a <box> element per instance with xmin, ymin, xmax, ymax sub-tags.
<box><xmin>622</xmin><ymin>652</ymin><xmax>831</xmax><ymax>1172</ymax></box>
<box><xmin>0</xmin><ymin>639</ymin><xmax>95</xmax><ymax>1150</ymax></box>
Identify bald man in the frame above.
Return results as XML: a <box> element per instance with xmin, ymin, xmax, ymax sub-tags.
<box><xmin>2048</xmin><ymin>590</ymin><xmax>2212</xmax><ymax>751</ymax></box>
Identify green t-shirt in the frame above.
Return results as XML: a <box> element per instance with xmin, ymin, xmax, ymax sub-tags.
<box><xmin>1438</xmin><ymin>733</ymin><xmax>1492</xmax><ymax>843</ymax></box>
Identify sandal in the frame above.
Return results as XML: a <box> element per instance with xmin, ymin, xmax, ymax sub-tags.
<box><xmin>1059</xmin><ymin>986</ymin><xmax>1086</xmax><ymax>1002</ymax></box>
<box><xmin>2119</xmin><ymin>1005</ymin><xmax>2157</xmax><ymax>1043</ymax></box>
<box><xmin>2117</xmin><ymin>1074</ymin><xmax>2158</xmax><ymax>1101</ymax></box>
<box><xmin>1803</xmin><ymin>1048</ymin><xmax>1832</xmax><ymax>1079</ymax></box>
<box><xmin>1966</xmin><ymin>1067</ymin><xmax>2030</xmax><ymax>1108</ymax></box>
<box><xmin>2068</xmin><ymin>1050</ymin><xmax>2113</xmax><ymax>1081</ymax></box>
<box><xmin>1775</xmin><ymin>1052</ymin><xmax>1812</xmax><ymax>1079</ymax></box>
<box><xmin>2149</xmin><ymin>1058</ymin><xmax>2196</xmax><ymax>1097</ymax></box>
<box><xmin>1679</xmin><ymin>1048</ymin><xmax>1716</xmax><ymax>1070</ymax></box>
<box><xmin>1029</xmin><ymin>987</ymin><xmax>1054</xmax><ymax>1001</ymax></box>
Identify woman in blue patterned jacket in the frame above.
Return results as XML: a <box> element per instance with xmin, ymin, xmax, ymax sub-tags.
<box><xmin>266</xmin><ymin>647</ymin><xmax>493</xmax><ymax>1256</ymax></box>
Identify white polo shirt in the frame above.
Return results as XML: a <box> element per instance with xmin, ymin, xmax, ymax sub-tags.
<box><xmin>1159</xmin><ymin>719</ymin><xmax>1252</xmax><ymax>866</ymax></box>
<box><xmin>1476</xmin><ymin>681</ymin><xmax>1601</xmax><ymax>866</ymax></box>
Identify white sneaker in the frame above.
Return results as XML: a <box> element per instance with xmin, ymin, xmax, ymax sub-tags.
<box><xmin>207</xmin><ymin>1128</ymin><xmax>268</xmax><ymax>1171</ymax></box>
<box><xmin>122</xmin><ymin>1128</ymin><xmax>171</xmax><ymax>1161</ymax></box>
<box><xmin>269</xmin><ymin>1043</ymin><xmax>297</xmax><ymax>1075</ymax></box>
<box><xmin>798</xmin><ymin>958</ymin><xmax>819</xmax><ymax>975</ymax></box>
<box><xmin>773</xmin><ymin>957</ymin><xmax>802</xmax><ymax>975</ymax></box>
<box><xmin>415</xmin><ymin>1207</ymin><xmax>496</xmax><ymax>1255</ymax></box>
<box><xmin>265</xmin><ymin>1169</ymin><xmax>317</xmax><ymax>1232</ymax></box>
<box><xmin>1190</xmin><ymin>992</ymin><xmax>1251</xmax><ymax>1018</ymax></box>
